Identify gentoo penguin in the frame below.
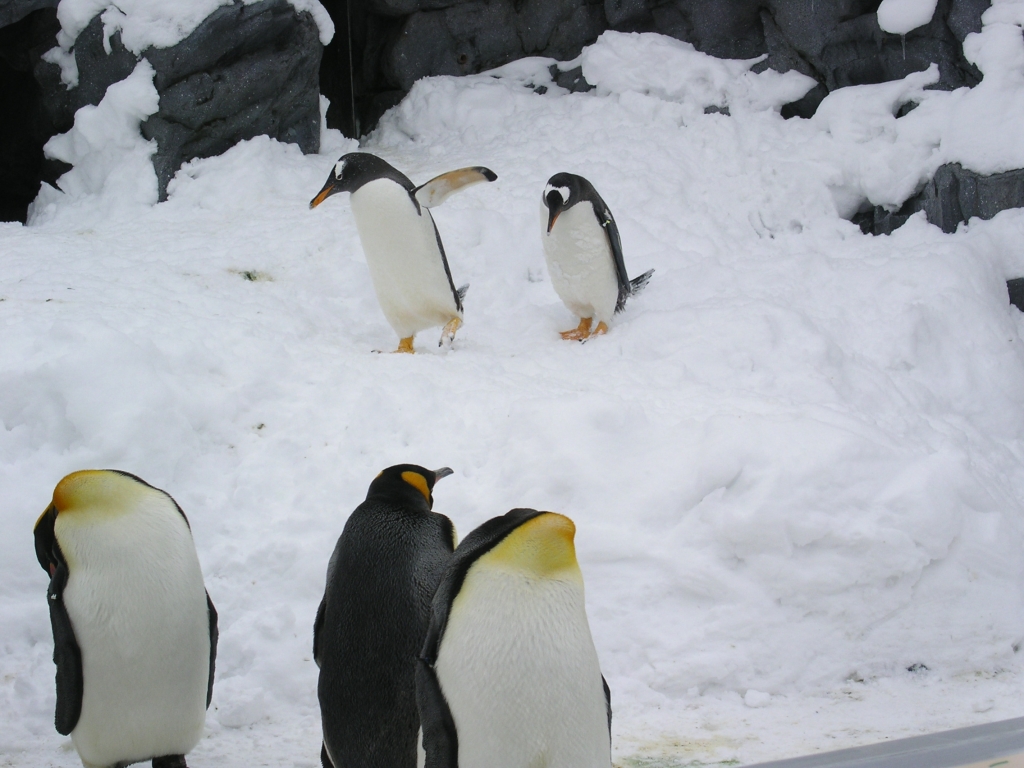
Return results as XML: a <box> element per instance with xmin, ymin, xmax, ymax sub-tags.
<box><xmin>314</xmin><ymin>464</ymin><xmax>457</xmax><ymax>768</ymax></box>
<box><xmin>417</xmin><ymin>509</ymin><xmax>611</xmax><ymax>768</ymax></box>
<box><xmin>33</xmin><ymin>470</ymin><xmax>217</xmax><ymax>768</ymax></box>
<box><xmin>541</xmin><ymin>172</ymin><xmax>654</xmax><ymax>340</ymax></box>
<box><xmin>310</xmin><ymin>153</ymin><xmax>497</xmax><ymax>353</ymax></box>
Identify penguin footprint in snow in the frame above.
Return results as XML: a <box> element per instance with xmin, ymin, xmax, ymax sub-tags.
<box><xmin>310</xmin><ymin>153</ymin><xmax>496</xmax><ymax>354</ymax></box>
<box><xmin>541</xmin><ymin>172</ymin><xmax>654</xmax><ymax>341</ymax></box>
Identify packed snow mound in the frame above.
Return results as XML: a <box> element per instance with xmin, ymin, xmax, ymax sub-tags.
<box><xmin>580</xmin><ymin>31</ymin><xmax>817</xmax><ymax>114</ymax></box>
<box><xmin>5</xmin><ymin>24</ymin><xmax>1024</xmax><ymax>768</ymax></box>
<box><xmin>30</xmin><ymin>60</ymin><xmax>159</xmax><ymax>227</ymax></box>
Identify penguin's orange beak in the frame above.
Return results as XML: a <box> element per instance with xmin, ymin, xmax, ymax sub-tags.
<box><xmin>309</xmin><ymin>181</ymin><xmax>338</xmax><ymax>210</ymax></box>
<box><xmin>545</xmin><ymin>190</ymin><xmax>563</xmax><ymax>233</ymax></box>
<box><xmin>546</xmin><ymin>207</ymin><xmax>560</xmax><ymax>233</ymax></box>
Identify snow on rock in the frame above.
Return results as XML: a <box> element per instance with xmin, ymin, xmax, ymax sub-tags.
<box><xmin>580</xmin><ymin>31</ymin><xmax>817</xmax><ymax>116</ymax></box>
<box><xmin>877</xmin><ymin>0</ymin><xmax>940</xmax><ymax>35</ymax></box>
<box><xmin>53</xmin><ymin>0</ymin><xmax>332</xmax><ymax>57</ymax></box>
<box><xmin>29</xmin><ymin>59</ymin><xmax>159</xmax><ymax>226</ymax></box>
<box><xmin>5</xmin><ymin>25</ymin><xmax>1024</xmax><ymax>768</ymax></box>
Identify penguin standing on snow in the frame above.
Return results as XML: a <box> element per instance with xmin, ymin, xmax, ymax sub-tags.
<box><xmin>417</xmin><ymin>509</ymin><xmax>611</xmax><ymax>768</ymax></box>
<box><xmin>310</xmin><ymin>153</ymin><xmax>497</xmax><ymax>353</ymax></box>
<box><xmin>314</xmin><ymin>464</ymin><xmax>457</xmax><ymax>768</ymax></box>
<box><xmin>33</xmin><ymin>470</ymin><xmax>217</xmax><ymax>768</ymax></box>
<box><xmin>541</xmin><ymin>172</ymin><xmax>654</xmax><ymax>340</ymax></box>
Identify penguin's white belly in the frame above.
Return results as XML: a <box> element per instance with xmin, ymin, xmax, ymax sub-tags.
<box><xmin>351</xmin><ymin>180</ymin><xmax>460</xmax><ymax>338</ymax></box>
<box><xmin>434</xmin><ymin>570</ymin><xmax>610</xmax><ymax>768</ymax></box>
<box><xmin>541</xmin><ymin>203</ymin><xmax>619</xmax><ymax>324</ymax></box>
<box><xmin>62</xmin><ymin>513</ymin><xmax>210</xmax><ymax>767</ymax></box>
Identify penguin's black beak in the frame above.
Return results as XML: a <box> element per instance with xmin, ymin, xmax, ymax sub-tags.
<box><xmin>310</xmin><ymin>179</ymin><xmax>340</xmax><ymax>209</ymax></box>
<box><xmin>545</xmin><ymin>191</ymin><xmax>563</xmax><ymax>233</ymax></box>
<box><xmin>432</xmin><ymin>467</ymin><xmax>454</xmax><ymax>483</ymax></box>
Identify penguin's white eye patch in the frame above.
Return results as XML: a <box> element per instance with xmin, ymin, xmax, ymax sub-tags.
<box><xmin>334</xmin><ymin>159</ymin><xmax>347</xmax><ymax>178</ymax></box>
<box><xmin>544</xmin><ymin>185</ymin><xmax>570</xmax><ymax>203</ymax></box>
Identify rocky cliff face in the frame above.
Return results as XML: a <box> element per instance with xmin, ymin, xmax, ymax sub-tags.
<box><xmin>317</xmin><ymin>0</ymin><xmax>989</xmax><ymax>134</ymax></box>
<box><xmin>0</xmin><ymin>0</ymin><xmax>321</xmax><ymax>220</ymax></box>
<box><xmin>1</xmin><ymin>0</ymin><xmax>1020</xmax><ymax>236</ymax></box>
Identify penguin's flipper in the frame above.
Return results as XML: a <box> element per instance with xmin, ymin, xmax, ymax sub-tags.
<box><xmin>427</xmin><ymin>212</ymin><xmax>464</xmax><ymax>313</ymax></box>
<box><xmin>414</xmin><ymin>167</ymin><xmax>497</xmax><ymax>208</ymax></box>
<box><xmin>416</xmin><ymin>658</ymin><xmax>459</xmax><ymax>768</ymax></box>
<box><xmin>206</xmin><ymin>591</ymin><xmax>218</xmax><ymax>708</ymax></box>
<box><xmin>596</xmin><ymin>203</ymin><xmax>631</xmax><ymax>313</ymax></box>
<box><xmin>602</xmin><ymin>675</ymin><xmax>613</xmax><ymax>736</ymax></box>
<box><xmin>313</xmin><ymin>596</ymin><xmax>326</xmax><ymax>668</ymax></box>
<box><xmin>320</xmin><ymin>743</ymin><xmax>335</xmax><ymax>768</ymax></box>
<box><xmin>48</xmin><ymin>562</ymin><xmax>83</xmax><ymax>735</ymax></box>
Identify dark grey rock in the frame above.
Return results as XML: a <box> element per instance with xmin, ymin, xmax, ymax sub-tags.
<box><xmin>1007</xmin><ymin>278</ymin><xmax>1024</xmax><ymax>312</ymax></box>
<box><xmin>0</xmin><ymin>8</ymin><xmax>67</xmax><ymax>221</ymax></box>
<box><xmin>947</xmin><ymin>0</ymin><xmax>988</xmax><ymax>40</ymax></box>
<box><xmin>319</xmin><ymin>0</ymin><xmax>990</xmax><ymax>137</ymax></box>
<box><xmin>604</xmin><ymin>0</ymin><xmax>648</xmax><ymax>28</ymax></box>
<box><xmin>381</xmin><ymin>0</ymin><xmax>604</xmax><ymax>93</ymax></box>
<box><xmin>549</xmin><ymin>64</ymin><xmax>594</xmax><ymax>93</ymax></box>
<box><xmin>0</xmin><ymin>0</ymin><xmax>55</xmax><ymax>28</ymax></box>
<box><xmin>855</xmin><ymin>164</ymin><xmax>1024</xmax><ymax>235</ymax></box>
<box><xmin>33</xmin><ymin>17</ymin><xmax>137</xmax><ymax>131</ymax></box>
<box><xmin>26</xmin><ymin>0</ymin><xmax>322</xmax><ymax>201</ymax></box>
<box><xmin>142</xmin><ymin>0</ymin><xmax>322</xmax><ymax>197</ymax></box>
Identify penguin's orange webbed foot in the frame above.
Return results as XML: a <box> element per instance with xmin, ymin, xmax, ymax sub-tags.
<box><xmin>395</xmin><ymin>337</ymin><xmax>415</xmax><ymax>354</ymax></box>
<box><xmin>560</xmin><ymin>317</ymin><xmax>593</xmax><ymax>341</ymax></box>
<box><xmin>592</xmin><ymin>321</ymin><xmax>608</xmax><ymax>337</ymax></box>
<box><xmin>439</xmin><ymin>317</ymin><xmax>462</xmax><ymax>348</ymax></box>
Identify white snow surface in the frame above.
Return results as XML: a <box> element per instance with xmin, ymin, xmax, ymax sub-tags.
<box><xmin>5</xmin><ymin>26</ymin><xmax>1024</xmax><ymax>768</ymax></box>
<box><xmin>877</xmin><ymin>0</ymin><xmax>939</xmax><ymax>34</ymax></box>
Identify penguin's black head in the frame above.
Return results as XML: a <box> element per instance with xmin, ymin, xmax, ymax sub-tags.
<box><xmin>543</xmin><ymin>172</ymin><xmax>585</xmax><ymax>233</ymax></box>
<box><xmin>366</xmin><ymin>464</ymin><xmax>454</xmax><ymax>511</ymax></box>
<box><xmin>309</xmin><ymin>153</ymin><xmax>407</xmax><ymax>209</ymax></box>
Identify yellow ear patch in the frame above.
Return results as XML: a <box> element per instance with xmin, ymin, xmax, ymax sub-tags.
<box><xmin>481</xmin><ymin>512</ymin><xmax>580</xmax><ymax>579</ymax></box>
<box><xmin>401</xmin><ymin>471</ymin><xmax>431</xmax><ymax>502</ymax></box>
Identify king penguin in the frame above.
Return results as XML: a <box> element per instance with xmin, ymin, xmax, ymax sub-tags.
<box><xmin>314</xmin><ymin>464</ymin><xmax>457</xmax><ymax>768</ymax></box>
<box><xmin>417</xmin><ymin>509</ymin><xmax>611</xmax><ymax>768</ymax></box>
<box><xmin>310</xmin><ymin>153</ymin><xmax>497</xmax><ymax>353</ymax></box>
<box><xmin>541</xmin><ymin>172</ymin><xmax>654</xmax><ymax>340</ymax></box>
<box><xmin>33</xmin><ymin>470</ymin><xmax>217</xmax><ymax>768</ymax></box>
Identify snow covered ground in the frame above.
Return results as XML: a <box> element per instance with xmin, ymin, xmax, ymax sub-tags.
<box><xmin>5</xmin><ymin>8</ymin><xmax>1024</xmax><ymax>767</ymax></box>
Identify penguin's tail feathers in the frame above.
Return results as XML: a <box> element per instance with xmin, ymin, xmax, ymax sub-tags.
<box><xmin>457</xmin><ymin>284</ymin><xmax>470</xmax><ymax>303</ymax></box>
<box><xmin>629</xmin><ymin>269</ymin><xmax>654</xmax><ymax>296</ymax></box>
<box><xmin>615</xmin><ymin>269</ymin><xmax>654</xmax><ymax>313</ymax></box>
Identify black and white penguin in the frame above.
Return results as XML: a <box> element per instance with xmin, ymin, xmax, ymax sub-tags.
<box><xmin>310</xmin><ymin>153</ymin><xmax>497</xmax><ymax>353</ymax></box>
<box><xmin>417</xmin><ymin>509</ymin><xmax>611</xmax><ymax>768</ymax></box>
<box><xmin>541</xmin><ymin>172</ymin><xmax>654</xmax><ymax>340</ymax></box>
<box><xmin>33</xmin><ymin>470</ymin><xmax>217</xmax><ymax>768</ymax></box>
<box><xmin>314</xmin><ymin>464</ymin><xmax>457</xmax><ymax>768</ymax></box>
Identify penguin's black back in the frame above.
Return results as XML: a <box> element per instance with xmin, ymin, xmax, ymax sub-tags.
<box><xmin>316</xmin><ymin>490</ymin><xmax>455</xmax><ymax>768</ymax></box>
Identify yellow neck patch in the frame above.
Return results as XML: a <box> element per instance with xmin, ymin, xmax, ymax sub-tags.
<box><xmin>480</xmin><ymin>512</ymin><xmax>580</xmax><ymax>578</ymax></box>
<box><xmin>52</xmin><ymin>470</ymin><xmax>146</xmax><ymax>519</ymax></box>
<box><xmin>401</xmin><ymin>471</ymin><xmax>431</xmax><ymax>503</ymax></box>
